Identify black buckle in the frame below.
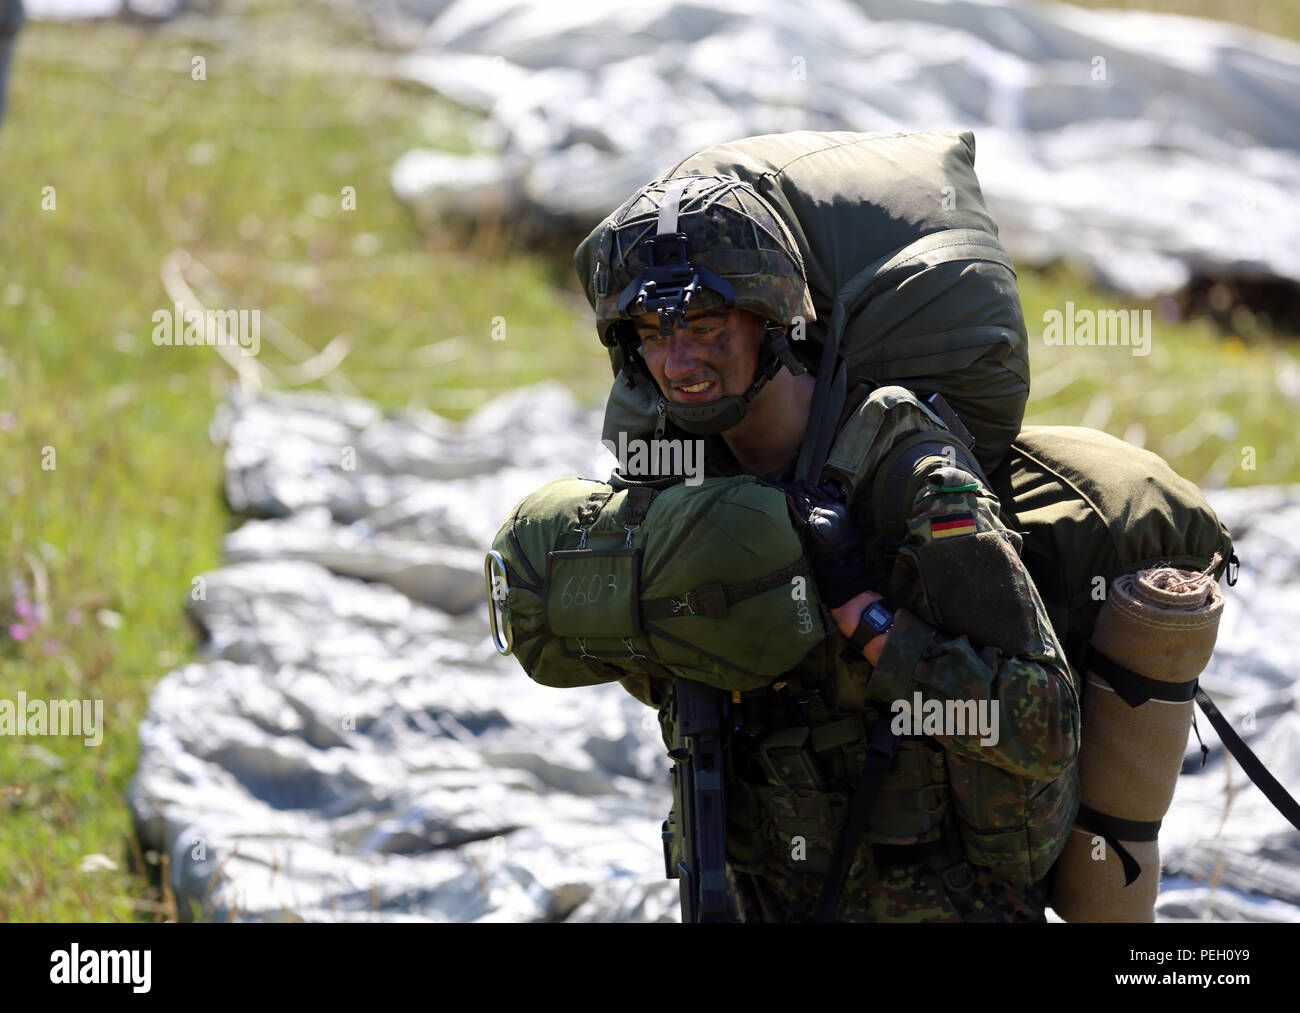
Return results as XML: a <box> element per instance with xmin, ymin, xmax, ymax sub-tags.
<box><xmin>766</xmin><ymin>328</ymin><xmax>807</xmax><ymax>377</ymax></box>
<box><xmin>646</xmin><ymin>230</ymin><xmax>689</xmax><ymax>268</ymax></box>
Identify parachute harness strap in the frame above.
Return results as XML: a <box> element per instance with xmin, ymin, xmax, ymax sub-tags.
<box><xmin>620</xmin><ymin>485</ymin><xmax>655</xmax><ymax>548</ymax></box>
<box><xmin>575</xmin><ymin>488</ymin><xmax>615</xmax><ymax>549</ymax></box>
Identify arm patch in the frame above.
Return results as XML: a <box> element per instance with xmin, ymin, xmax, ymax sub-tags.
<box><xmin>901</xmin><ymin>529</ymin><xmax>1047</xmax><ymax>658</ymax></box>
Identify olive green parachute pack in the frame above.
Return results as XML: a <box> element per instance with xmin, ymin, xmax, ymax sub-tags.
<box><xmin>489</xmin><ymin>129</ymin><xmax>1300</xmax><ymax>919</ymax></box>
<box><xmin>586</xmin><ymin>129</ymin><xmax>1031</xmax><ymax>478</ymax></box>
<box><xmin>487</xmin><ymin>476</ymin><xmax>825</xmax><ymax>695</ymax></box>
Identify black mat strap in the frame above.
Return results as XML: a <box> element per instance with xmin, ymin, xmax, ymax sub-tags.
<box><xmin>1195</xmin><ymin>687</ymin><xmax>1300</xmax><ymax>832</ymax></box>
<box><xmin>1083</xmin><ymin>644</ymin><xmax>1199</xmax><ymax>708</ymax></box>
<box><xmin>1072</xmin><ymin>804</ymin><xmax>1157</xmax><ymax>887</ymax></box>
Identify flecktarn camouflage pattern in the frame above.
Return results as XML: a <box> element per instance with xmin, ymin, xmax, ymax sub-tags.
<box><xmin>574</xmin><ymin>174</ymin><xmax>817</xmax><ymax>348</ymax></box>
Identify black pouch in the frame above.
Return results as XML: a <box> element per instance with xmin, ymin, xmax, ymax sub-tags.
<box><xmin>756</xmin><ymin>727</ymin><xmax>825</xmax><ymax>792</ymax></box>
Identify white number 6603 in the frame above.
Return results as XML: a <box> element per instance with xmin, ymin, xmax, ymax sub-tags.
<box><xmin>560</xmin><ymin>573</ymin><xmax>618</xmax><ymax>608</ymax></box>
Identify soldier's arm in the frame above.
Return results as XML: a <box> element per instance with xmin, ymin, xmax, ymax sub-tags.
<box><xmin>839</xmin><ymin>457</ymin><xmax>1079</xmax><ymax>782</ymax></box>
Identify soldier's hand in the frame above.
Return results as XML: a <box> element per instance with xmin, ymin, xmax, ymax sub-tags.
<box><xmin>772</xmin><ymin>479</ymin><xmax>869</xmax><ymax>609</ymax></box>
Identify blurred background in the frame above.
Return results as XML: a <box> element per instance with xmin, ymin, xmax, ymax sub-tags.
<box><xmin>2</xmin><ymin>0</ymin><xmax>1298</xmax><ymax>921</ymax></box>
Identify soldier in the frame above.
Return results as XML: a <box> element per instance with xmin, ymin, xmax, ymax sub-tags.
<box><xmin>577</xmin><ymin>174</ymin><xmax>1080</xmax><ymax>922</ymax></box>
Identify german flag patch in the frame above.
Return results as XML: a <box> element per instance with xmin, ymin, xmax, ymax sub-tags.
<box><xmin>931</xmin><ymin>511</ymin><xmax>976</xmax><ymax>539</ymax></box>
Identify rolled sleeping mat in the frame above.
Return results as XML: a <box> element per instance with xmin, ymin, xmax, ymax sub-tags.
<box><xmin>1050</xmin><ymin>553</ymin><xmax>1224</xmax><ymax>922</ymax></box>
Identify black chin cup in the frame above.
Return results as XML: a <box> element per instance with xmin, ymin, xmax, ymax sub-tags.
<box><xmin>662</xmin><ymin>393</ymin><xmax>751</xmax><ymax>435</ymax></box>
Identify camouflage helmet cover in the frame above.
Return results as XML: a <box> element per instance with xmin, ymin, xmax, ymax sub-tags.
<box><xmin>576</xmin><ymin>174</ymin><xmax>817</xmax><ymax>346</ymax></box>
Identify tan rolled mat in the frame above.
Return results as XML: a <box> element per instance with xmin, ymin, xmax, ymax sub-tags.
<box><xmin>1050</xmin><ymin>553</ymin><xmax>1223</xmax><ymax>922</ymax></box>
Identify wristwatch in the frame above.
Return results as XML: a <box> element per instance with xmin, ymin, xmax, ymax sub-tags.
<box><xmin>847</xmin><ymin>599</ymin><xmax>896</xmax><ymax>653</ymax></box>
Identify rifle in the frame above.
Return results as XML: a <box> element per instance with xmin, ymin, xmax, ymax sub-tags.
<box><xmin>662</xmin><ymin>676</ymin><xmax>734</xmax><ymax>923</ymax></box>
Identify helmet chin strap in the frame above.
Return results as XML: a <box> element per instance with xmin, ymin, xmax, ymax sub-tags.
<box><xmin>660</xmin><ymin>325</ymin><xmax>806</xmax><ymax>436</ymax></box>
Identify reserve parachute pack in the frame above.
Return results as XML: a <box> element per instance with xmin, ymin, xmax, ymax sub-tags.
<box><xmin>486</xmin><ymin>475</ymin><xmax>826</xmax><ymax>696</ymax></box>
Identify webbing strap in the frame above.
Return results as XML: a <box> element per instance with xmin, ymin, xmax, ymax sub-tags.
<box><xmin>813</xmin><ymin>719</ymin><xmax>900</xmax><ymax>922</ymax></box>
<box><xmin>794</xmin><ymin>306</ymin><xmax>846</xmax><ymax>484</ymax></box>
<box><xmin>641</xmin><ymin>559</ymin><xmax>809</xmax><ymax>622</ymax></box>
<box><xmin>721</xmin><ymin>558</ymin><xmax>808</xmax><ymax>604</ymax></box>
<box><xmin>508</xmin><ymin>509</ymin><xmax>544</xmax><ymax>589</ymax></box>
<box><xmin>1085</xmin><ymin>648</ymin><xmax>1300</xmax><ymax>833</ymax></box>
<box><xmin>623</xmin><ymin>485</ymin><xmax>655</xmax><ymax>528</ymax></box>
<box><xmin>657</xmin><ymin>180</ymin><xmax>689</xmax><ymax>237</ymax></box>
<box><xmin>1073</xmin><ymin>804</ymin><xmax>1157</xmax><ymax>887</ymax></box>
<box><xmin>1194</xmin><ymin>687</ymin><xmax>1300</xmax><ymax>832</ymax></box>
<box><xmin>1084</xmin><ymin>644</ymin><xmax>1199</xmax><ymax>707</ymax></box>
<box><xmin>800</xmin><ymin>363</ymin><xmax>848</xmax><ymax>487</ymax></box>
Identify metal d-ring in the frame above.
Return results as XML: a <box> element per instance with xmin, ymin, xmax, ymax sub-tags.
<box><xmin>484</xmin><ymin>550</ymin><xmax>513</xmax><ymax>656</ymax></box>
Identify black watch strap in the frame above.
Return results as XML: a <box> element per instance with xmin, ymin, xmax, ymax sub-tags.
<box><xmin>847</xmin><ymin>599</ymin><xmax>896</xmax><ymax>652</ymax></box>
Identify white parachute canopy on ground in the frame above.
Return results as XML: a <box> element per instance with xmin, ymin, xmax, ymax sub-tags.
<box><xmin>380</xmin><ymin>0</ymin><xmax>1300</xmax><ymax>299</ymax></box>
<box><xmin>126</xmin><ymin>385</ymin><xmax>1300</xmax><ymax>921</ymax></box>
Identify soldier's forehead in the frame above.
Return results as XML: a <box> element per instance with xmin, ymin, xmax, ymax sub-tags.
<box><xmin>632</xmin><ymin>308</ymin><xmax>730</xmax><ymax>327</ymax></box>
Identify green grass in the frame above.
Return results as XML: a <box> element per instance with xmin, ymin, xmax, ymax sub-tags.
<box><xmin>0</xmin><ymin>0</ymin><xmax>1297</xmax><ymax>921</ymax></box>
<box><xmin>1064</xmin><ymin>0</ymin><xmax>1300</xmax><ymax>44</ymax></box>
<box><xmin>0</xmin><ymin>0</ymin><xmax>606</xmax><ymax>922</ymax></box>
<box><xmin>1017</xmin><ymin>264</ymin><xmax>1300</xmax><ymax>486</ymax></box>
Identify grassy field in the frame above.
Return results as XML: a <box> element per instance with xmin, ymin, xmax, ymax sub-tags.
<box><xmin>1</xmin><ymin>0</ymin><xmax>1297</xmax><ymax>921</ymax></box>
<box><xmin>1067</xmin><ymin>0</ymin><xmax>1300</xmax><ymax>43</ymax></box>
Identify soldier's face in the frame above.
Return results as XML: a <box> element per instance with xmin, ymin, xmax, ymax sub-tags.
<box><xmin>631</xmin><ymin>307</ymin><xmax>766</xmax><ymax>407</ymax></box>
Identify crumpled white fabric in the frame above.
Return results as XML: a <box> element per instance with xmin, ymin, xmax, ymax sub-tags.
<box><xmin>129</xmin><ymin>385</ymin><xmax>1300</xmax><ymax>921</ymax></box>
<box><xmin>381</xmin><ymin>0</ymin><xmax>1300</xmax><ymax>298</ymax></box>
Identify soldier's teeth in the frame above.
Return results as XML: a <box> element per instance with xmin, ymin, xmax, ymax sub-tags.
<box><xmin>682</xmin><ymin>381</ymin><xmax>712</xmax><ymax>392</ymax></box>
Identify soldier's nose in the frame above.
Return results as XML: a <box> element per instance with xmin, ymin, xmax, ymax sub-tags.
<box><xmin>663</xmin><ymin>336</ymin><xmax>704</xmax><ymax>382</ymax></box>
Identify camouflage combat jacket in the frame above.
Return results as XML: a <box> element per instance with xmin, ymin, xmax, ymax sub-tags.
<box><xmin>642</xmin><ymin>385</ymin><xmax>1081</xmax><ymax>922</ymax></box>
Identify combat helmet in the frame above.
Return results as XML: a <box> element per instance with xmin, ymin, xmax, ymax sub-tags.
<box><xmin>575</xmin><ymin>174</ymin><xmax>817</xmax><ymax>435</ymax></box>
